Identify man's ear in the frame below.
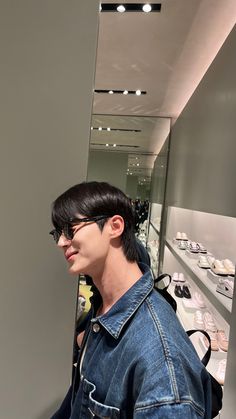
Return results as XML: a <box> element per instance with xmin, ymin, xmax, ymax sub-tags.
<box><xmin>108</xmin><ymin>215</ymin><xmax>124</xmax><ymax>238</ymax></box>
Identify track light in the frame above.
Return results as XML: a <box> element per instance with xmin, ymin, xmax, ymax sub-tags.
<box><xmin>100</xmin><ymin>3</ymin><xmax>161</xmax><ymax>13</ymax></box>
<box><xmin>108</xmin><ymin>90</ymin><xmax>114</xmax><ymax>94</ymax></box>
<box><xmin>136</xmin><ymin>89</ymin><xmax>141</xmax><ymax>96</ymax></box>
<box><xmin>142</xmin><ymin>4</ymin><xmax>152</xmax><ymax>12</ymax></box>
<box><xmin>123</xmin><ymin>90</ymin><xmax>128</xmax><ymax>95</ymax></box>
<box><xmin>94</xmin><ymin>89</ymin><xmax>146</xmax><ymax>95</ymax></box>
<box><xmin>117</xmin><ymin>5</ymin><xmax>126</xmax><ymax>12</ymax></box>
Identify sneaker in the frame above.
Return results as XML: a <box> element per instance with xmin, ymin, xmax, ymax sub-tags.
<box><xmin>178</xmin><ymin>273</ymin><xmax>186</xmax><ymax>283</ymax></box>
<box><xmin>192</xmin><ymin>292</ymin><xmax>206</xmax><ymax>309</ymax></box>
<box><xmin>216</xmin><ymin>359</ymin><xmax>226</xmax><ymax>385</ymax></box>
<box><xmin>216</xmin><ymin>330</ymin><xmax>229</xmax><ymax>352</ymax></box>
<box><xmin>181</xmin><ymin>232</ymin><xmax>188</xmax><ymax>241</ymax></box>
<box><xmin>174</xmin><ymin>284</ymin><xmax>184</xmax><ymax>298</ymax></box>
<box><xmin>194</xmin><ymin>310</ymin><xmax>205</xmax><ymax>329</ymax></box>
<box><xmin>172</xmin><ymin>272</ymin><xmax>179</xmax><ymax>282</ymax></box>
<box><xmin>216</xmin><ymin>278</ymin><xmax>234</xmax><ymax>299</ymax></box>
<box><xmin>178</xmin><ymin>240</ymin><xmax>188</xmax><ymax>250</ymax></box>
<box><xmin>182</xmin><ymin>284</ymin><xmax>191</xmax><ymax>299</ymax></box>
<box><xmin>203</xmin><ymin>312</ymin><xmax>217</xmax><ymax>332</ymax></box>
<box><xmin>211</xmin><ymin>260</ymin><xmax>228</xmax><ymax>276</ymax></box>
<box><xmin>198</xmin><ymin>255</ymin><xmax>210</xmax><ymax>269</ymax></box>
<box><xmin>203</xmin><ymin>330</ymin><xmax>219</xmax><ymax>351</ymax></box>
<box><xmin>197</xmin><ymin>243</ymin><xmax>207</xmax><ymax>254</ymax></box>
<box><xmin>189</xmin><ymin>241</ymin><xmax>200</xmax><ymax>253</ymax></box>
<box><xmin>223</xmin><ymin>259</ymin><xmax>235</xmax><ymax>276</ymax></box>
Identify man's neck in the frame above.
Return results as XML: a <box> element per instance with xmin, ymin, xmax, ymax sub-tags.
<box><xmin>92</xmin><ymin>250</ymin><xmax>143</xmax><ymax>316</ymax></box>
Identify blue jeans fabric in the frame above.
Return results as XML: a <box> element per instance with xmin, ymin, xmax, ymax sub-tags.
<box><xmin>55</xmin><ymin>267</ymin><xmax>212</xmax><ymax>418</ymax></box>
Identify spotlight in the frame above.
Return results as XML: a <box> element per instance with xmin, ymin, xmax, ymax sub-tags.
<box><xmin>142</xmin><ymin>4</ymin><xmax>152</xmax><ymax>12</ymax></box>
<box><xmin>123</xmin><ymin>90</ymin><xmax>128</xmax><ymax>95</ymax></box>
<box><xmin>113</xmin><ymin>144</ymin><xmax>117</xmax><ymax>147</ymax></box>
<box><xmin>106</xmin><ymin>143</ymin><xmax>109</xmax><ymax>147</ymax></box>
<box><xmin>91</xmin><ymin>127</ymin><xmax>93</xmax><ymax>130</ymax></box>
<box><xmin>108</xmin><ymin>90</ymin><xmax>114</xmax><ymax>94</ymax></box>
<box><xmin>136</xmin><ymin>89</ymin><xmax>141</xmax><ymax>96</ymax></box>
<box><xmin>137</xmin><ymin>163</ymin><xmax>140</xmax><ymax>166</ymax></box>
<box><xmin>98</xmin><ymin>127</ymin><xmax>102</xmax><ymax>131</ymax></box>
<box><xmin>117</xmin><ymin>5</ymin><xmax>126</xmax><ymax>12</ymax></box>
<box><xmin>107</xmin><ymin>127</ymin><xmax>111</xmax><ymax>131</ymax></box>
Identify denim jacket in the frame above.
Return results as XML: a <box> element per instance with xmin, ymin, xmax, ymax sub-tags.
<box><xmin>69</xmin><ymin>267</ymin><xmax>211</xmax><ymax>418</ymax></box>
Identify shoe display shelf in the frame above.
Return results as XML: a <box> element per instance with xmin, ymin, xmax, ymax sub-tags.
<box><xmin>161</xmin><ymin>206</ymin><xmax>235</xmax><ymax>392</ymax></box>
<box><xmin>164</xmin><ymin>249</ymin><xmax>228</xmax><ymax>387</ymax></box>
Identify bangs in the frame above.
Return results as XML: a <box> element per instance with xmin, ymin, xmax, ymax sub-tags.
<box><xmin>51</xmin><ymin>196</ymin><xmax>80</xmax><ymax>229</ymax></box>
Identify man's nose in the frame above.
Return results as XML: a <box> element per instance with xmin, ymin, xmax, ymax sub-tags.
<box><xmin>57</xmin><ymin>233</ymin><xmax>71</xmax><ymax>247</ymax></box>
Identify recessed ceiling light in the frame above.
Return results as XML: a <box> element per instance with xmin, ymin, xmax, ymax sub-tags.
<box><xmin>117</xmin><ymin>5</ymin><xmax>126</xmax><ymax>12</ymax></box>
<box><xmin>136</xmin><ymin>89</ymin><xmax>141</xmax><ymax>96</ymax></box>
<box><xmin>108</xmin><ymin>90</ymin><xmax>114</xmax><ymax>94</ymax></box>
<box><xmin>91</xmin><ymin>127</ymin><xmax>93</xmax><ymax>130</ymax></box>
<box><xmin>142</xmin><ymin>4</ymin><xmax>152</xmax><ymax>12</ymax></box>
<box><xmin>123</xmin><ymin>90</ymin><xmax>128</xmax><ymax>95</ymax></box>
<box><xmin>106</xmin><ymin>143</ymin><xmax>109</xmax><ymax>147</ymax></box>
<box><xmin>98</xmin><ymin>127</ymin><xmax>102</xmax><ymax>131</ymax></box>
<box><xmin>107</xmin><ymin>127</ymin><xmax>111</xmax><ymax>131</ymax></box>
<box><xmin>137</xmin><ymin>163</ymin><xmax>140</xmax><ymax>166</ymax></box>
<box><xmin>113</xmin><ymin>144</ymin><xmax>117</xmax><ymax>147</ymax></box>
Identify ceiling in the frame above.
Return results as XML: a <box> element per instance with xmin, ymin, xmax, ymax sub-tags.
<box><xmin>90</xmin><ymin>0</ymin><xmax>236</xmax><ymax>180</ymax></box>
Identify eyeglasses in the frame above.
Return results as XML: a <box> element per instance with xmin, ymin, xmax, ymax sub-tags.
<box><xmin>49</xmin><ymin>215</ymin><xmax>110</xmax><ymax>244</ymax></box>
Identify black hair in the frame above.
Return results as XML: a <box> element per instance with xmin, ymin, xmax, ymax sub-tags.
<box><xmin>51</xmin><ymin>181</ymin><xmax>138</xmax><ymax>262</ymax></box>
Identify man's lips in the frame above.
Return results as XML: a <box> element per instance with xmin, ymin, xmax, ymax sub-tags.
<box><xmin>65</xmin><ymin>251</ymin><xmax>78</xmax><ymax>261</ymax></box>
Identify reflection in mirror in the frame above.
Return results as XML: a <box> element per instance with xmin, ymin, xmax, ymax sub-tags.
<box><xmin>73</xmin><ymin>115</ymin><xmax>171</xmax><ymax>353</ymax></box>
<box><xmin>87</xmin><ymin>114</ymin><xmax>170</xmax><ymax>200</ymax></box>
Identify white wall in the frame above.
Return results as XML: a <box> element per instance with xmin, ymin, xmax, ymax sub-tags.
<box><xmin>0</xmin><ymin>2</ymin><xmax>99</xmax><ymax>418</ymax></box>
<box><xmin>87</xmin><ymin>150</ymin><xmax>128</xmax><ymax>191</ymax></box>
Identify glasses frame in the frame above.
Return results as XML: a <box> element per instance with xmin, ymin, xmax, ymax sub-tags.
<box><xmin>49</xmin><ymin>215</ymin><xmax>110</xmax><ymax>243</ymax></box>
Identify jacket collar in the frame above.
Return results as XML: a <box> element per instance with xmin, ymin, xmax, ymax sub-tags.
<box><xmin>91</xmin><ymin>264</ymin><xmax>153</xmax><ymax>339</ymax></box>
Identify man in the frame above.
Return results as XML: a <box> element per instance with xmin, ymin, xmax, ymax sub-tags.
<box><xmin>50</xmin><ymin>181</ymin><xmax>211</xmax><ymax>418</ymax></box>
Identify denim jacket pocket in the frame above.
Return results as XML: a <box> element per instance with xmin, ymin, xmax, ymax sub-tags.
<box><xmin>83</xmin><ymin>379</ymin><xmax>120</xmax><ymax>419</ymax></box>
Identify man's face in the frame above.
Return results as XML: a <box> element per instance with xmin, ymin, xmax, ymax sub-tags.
<box><xmin>57</xmin><ymin>217</ymin><xmax>110</xmax><ymax>277</ymax></box>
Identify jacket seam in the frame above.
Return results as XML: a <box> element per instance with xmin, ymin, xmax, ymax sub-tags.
<box><xmin>145</xmin><ymin>297</ymin><xmax>180</xmax><ymax>401</ymax></box>
<box><xmin>135</xmin><ymin>399</ymin><xmax>204</xmax><ymax>416</ymax></box>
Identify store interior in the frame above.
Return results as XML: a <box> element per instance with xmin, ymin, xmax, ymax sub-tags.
<box><xmin>0</xmin><ymin>2</ymin><xmax>235</xmax><ymax>418</ymax></box>
<box><xmin>85</xmin><ymin>3</ymin><xmax>236</xmax><ymax>418</ymax></box>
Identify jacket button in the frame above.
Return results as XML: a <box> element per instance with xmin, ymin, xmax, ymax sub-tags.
<box><xmin>92</xmin><ymin>323</ymin><xmax>100</xmax><ymax>333</ymax></box>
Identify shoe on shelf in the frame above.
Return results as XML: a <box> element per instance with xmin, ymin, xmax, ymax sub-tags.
<box><xmin>207</xmin><ymin>255</ymin><xmax>215</xmax><ymax>266</ymax></box>
<box><xmin>216</xmin><ymin>278</ymin><xmax>234</xmax><ymax>299</ymax></box>
<box><xmin>192</xmin><ymin>292</ymin><xmax>206</xmax><ymax>308</ymax></box>
<box><xmin>216</xmin><ymin>359</ymin><xmax>227</xmax><ymax>385</ymax></box>
<box><xmin>211</xmin><ymin>260</ymin><xmax>228</xmax><ymax>276</ymax></box>
<box><xmin>178</xmin><ymin>273</ymin><xmax>186</xmax><ymax>283</ymax></box>
<box><xmin>198</xmin><ymin>255</ymin><xmax>210</xmax><ymax>269</ymax></box>
<box><xmin>203</xmin><ymin>311</ymin><xmax>217</xmax><ymax>332</ymax></box>
<box><xmin>178</xmin><ymin>240</ymin><xmax>188</xmax><ymax>250</ymax></box>
<box><xmin>216</xmin><ymin>330</ymin><xmax>229</xmax><ymax>352</ymax></box>
<box><xmin>182</xmin><ymin>284</ymin><xmax>191</xmax><ymax>299</ymax></box>
<box><xmin>194</xmin><ymin>310</ymin><xmax>205</xmax><ymax>329</ymax></box>
<box><xmin>181</xmin><ymin>232</ymin><xmax>188</xmax><ymax>241</ymax></box>
<box><xmin>174</xmin><ymin>284</ymin><xmax>184</xmax><ymax>298</ymax></box>
<box><xmin>203</xmin><ymin>330</ymin><xmax>219</xmax><ymax>351</ymax></box>
<box><xmin>189</xmin><ymin>241</ymin><xmax>200</xmax><ymax>253</ymax></box>
<box><xmin>197</xmin><ymin>243</ymin><xmax>207</xmax><ymax>254</ymax></box>
<box><xmin>172</xmin><ymin>272</ymin><xmax>179</xmax><ymax>282</ymax></box>
<box><xmin>223</xmin><ymin>259</ymin><xmax>235</xmax><ymax>276</ymax></box>
<box><xmin>176</xmin><ymin>232</ymin><xmax>182</xmax><ymax>240</ymax></box>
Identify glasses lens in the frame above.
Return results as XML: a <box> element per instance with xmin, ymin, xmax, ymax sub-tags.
<box><xmin>63</xmin><ymin>224</ymin><xmax>74</xmax><ymax>241</ymax></box>
<box><xmin>50</xmin><ymin>229</ymin><xmax>61</xmax><ymax>243</ymax></box>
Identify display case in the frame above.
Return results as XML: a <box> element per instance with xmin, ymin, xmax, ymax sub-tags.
<box><xmin>160</xmin><ymin>206</ymin><xmax>235</xmax><ymax>394</ymax></box>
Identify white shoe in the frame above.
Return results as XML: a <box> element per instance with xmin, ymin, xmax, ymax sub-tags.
<box><xmin>176</xmin><ymin>232</ymin><xmax>182</xmax><ymax>240</ymax></box>
<box><xmin>194</xmin><ymin>310</ymin><xmax>205</xmax><ymax>329</ymax></box>
<box><xmin>216</xmin><ymin>359</ymin><xmax>226</xmax><ymax>385</ymax></box>
<box><xmin>192</xmin><ymin>292</ymin><xmax>206</xmax><ymax>308</ymax></box>
<box><xmin>211</xmin><ymin>260</ymin><xmax>228</xmax><ymax>276</ymax></box>
<box><xmin>216</xmin><ymin>278</ymin><xmax>234</xmax><ymax>299</ymax></box>
<box><xmin>172</xmin><ymin>272</ymin><xmax>179</xmax><ymax>282</ymax></box>
<box><xmin>203</xmin><ymin>311</ymin><xmax>217</xmax><ymax>332</ymax></box>
<box><xmin>178</xmin><ymin>273</ymin><xmax>185</xmax><ymax>282</ymax></box>
<box><xmin>223</xmin><ymin>259</ymin><xmax>235</xmax><ymax>276</ymax></box>
<box><xmin>198</xmin><ymin>255</ymin><xmax>210</xmax><ymax>269</ymax></box>
<box><xmin>181</xmin><ymin>232</ymin><xmax>188</xmax><ymax>240</ymax></box>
